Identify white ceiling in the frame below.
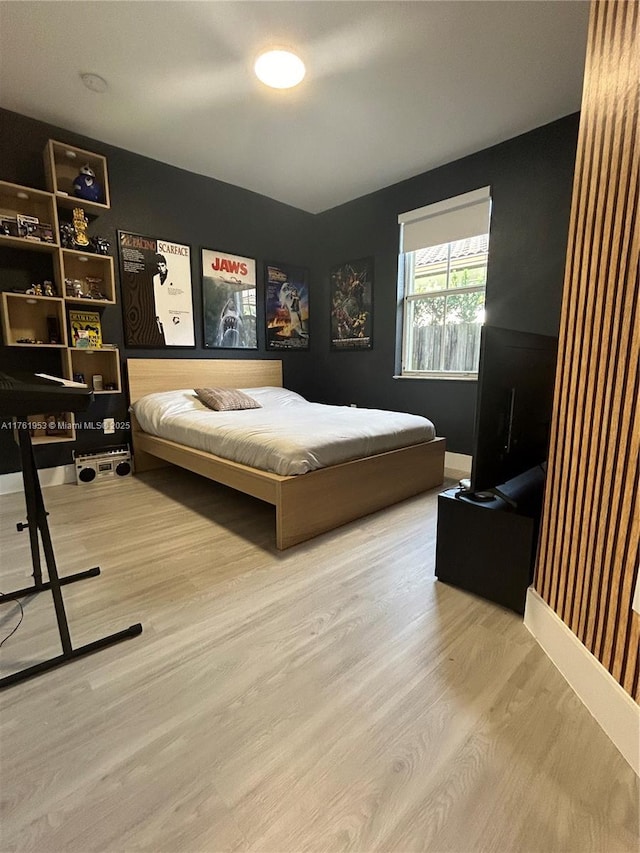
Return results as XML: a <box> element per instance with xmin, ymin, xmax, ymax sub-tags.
<box><xmin>0</xmin><ymin>1</ymin><xmax>589</xmax><ymax>214</ymax></box>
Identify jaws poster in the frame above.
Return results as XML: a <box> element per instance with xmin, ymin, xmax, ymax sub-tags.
<box><xmin>202</xmin><ymin>248</ymin><xmax>257</xmax><ymax>349</ymax></box>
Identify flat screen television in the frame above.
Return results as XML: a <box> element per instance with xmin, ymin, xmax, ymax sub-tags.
<box><xmin>469</xmin><ymin>325</ymin><xmax>558</xmax><ymax>495</ymax></box>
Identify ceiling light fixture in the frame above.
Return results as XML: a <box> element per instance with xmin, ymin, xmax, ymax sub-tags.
<box><xmin>254</xmin><ymin>49</ymin><xmax>305</xmax><ymax>90</ymax></box>
<box><xmin>80</xmin><ymin>72</ymin><xmax>108</xmax><ymax>94</ymax></box>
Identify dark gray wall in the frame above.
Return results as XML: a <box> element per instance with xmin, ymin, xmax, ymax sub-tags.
<box><xmin>0</xmin><ymin>108</ymin><xmax>578</xmax><ymax>474</ymax></box>
<box><xmin>312</xmin><ymin>113</ymin><xmax>579</xmax><ymax>453</ymax></box>
<box><xmin>0</xmin><ymin>109</ymin><xmax>315</xmax><ymax>473</ymax></box>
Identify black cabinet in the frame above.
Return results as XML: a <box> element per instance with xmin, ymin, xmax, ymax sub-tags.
<box><xmin>435</xmin><ymin>488</ymin><xmax>539</xmax><ymax>614</ymax></box>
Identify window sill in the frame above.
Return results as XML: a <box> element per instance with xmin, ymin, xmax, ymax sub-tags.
<box><xmin>393</xmin><ymin>373</ymin><xmax>478</xmax><ymax>381</ymax></box>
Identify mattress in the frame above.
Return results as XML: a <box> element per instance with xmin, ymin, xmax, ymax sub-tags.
<box><xmin>131</xmin><ymin>386</ymin><xmax>437</xmax><ymax>476</ymax></box>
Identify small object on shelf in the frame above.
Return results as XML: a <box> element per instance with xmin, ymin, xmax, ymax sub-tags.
<box><xmin>43</xmin><ymin>280</ymin><xmax>56</xmax><ymax>297</ymax></box>
<box><xmin>90</xmin><ymin>235</ymin><xmax>110</xmax><ymax>255</ymax></box>
<box><xmin>1</xmin><ymin>217</ymin><xmax>18</xmax><ymax>237</ymax></box>
<box><xmin>69</xmin><ymin>309</ymin><xmax>102</xmax><ymax>348</ymax></box>
<box><xmin>60</xmin><ymin>222</ymin><xmax>76</xmax><ymax>249</ymax></box>
<box><xmin>73</xmin><ymin>164</ymin><xmax>103</xmax><ymax>203</ymax></box>
<box><xmin>46</xmin><ymin>315</ymin><xmax>61</xmax><ymax>344</ymax></box>
<box><xmin>16</xmin><ymin>213</ymin><xmax>40</xmax><ymax>240</ymax></box>
<box><xmin>17</xmin><ymin>338</ymin><xmax>38</xmax><ymax>344</ymax></box>
<box><xmin>72</xmin><ymin>207</ymin><xmax>90</xmax><ymax>248</ymax></box>
<box><xmin>45</xmin><ymin>413</ymin><xmax>68</xmax><ymax>436</ymax></box>
<box><xmin>34</xmin><ymin>222</ymin><xmax>55</xmax><ymax>243</ymax></box>
<box><xmin>26</xmin><ymin>283</ymin><xmax>43</xmax><ymax>296</ymax></box>
<box><xmin>73</xmin><ymin>372</ymin><xmax>85</xmax><ymax>385</ymax></box>
<box><xmin>92</xmin><ymin>374</ymin><xmax>103</xmax><ymax>391</ymax></box>
<box><xmin>85</xmin><ymin>276</ymin><xmax>106</xmax><ymax>299</ymax></box>
<box><xmin>104</xmin><ymin>382</ymin><xmax>117</xmax><ymax>391</ymax></box>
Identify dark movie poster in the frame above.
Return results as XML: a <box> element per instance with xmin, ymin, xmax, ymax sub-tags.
<box><xmin>265</xmin><ymin>261</ymin><xmax>309</xmax><ymax>351</ymax></box>
<box><xmin>202</xmin><ymin>248</ymin><xmax>257</xmax><ymax>349</ymax></box>
<box><xmin>330</xmin><ymin>257</ymin><xmax>373</xmax><ymax>350</ymax></box>
<box><xmin>118</xmin><ymin>231</ymin><xmax>195</xmax><ymax>347</ymax></box>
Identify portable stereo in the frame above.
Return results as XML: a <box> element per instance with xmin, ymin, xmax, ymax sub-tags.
<box><xmin>74</xmin><ymin>446</ymin><xmax>133</xmax><ymax>484</ymax></box>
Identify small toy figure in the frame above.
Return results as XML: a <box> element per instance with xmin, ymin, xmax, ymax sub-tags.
<box><xmin>91</xmin><ymin>235</ymin><xmax>110</xmax><ymax>255</ymax></box>
<box><xmin>60</xmin><ymin>222</ymin><xmax>75</xmax><ymax>249</ymax></box>
<box><xmin>26</xmin><ymin>283</ymin><xmax>43</xmax><ymax>296</ymax></box>
<box><xmin>73</xmin><ymin>164</ymin><xmax>103</xmax><ymax>203</ymax></box>
<box><xmin>72</xmin><ymin>207</ymin><xmax>90</xmax><ymax>248</ymax></box>
<box><xmin>43</xmin><ymin>280</ymin><xmax>56</xmax><ymax>297</ymax></box>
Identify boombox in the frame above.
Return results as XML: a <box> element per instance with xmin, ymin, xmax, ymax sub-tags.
<box><xmin>74</xmin><ymin>446</ymin><xmax>133</xmax><ymax>484</ymax></box>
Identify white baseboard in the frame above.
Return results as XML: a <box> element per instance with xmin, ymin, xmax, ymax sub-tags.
<box><xmin>445</xmin><ymin>452</ymin><xmax>472</xmax><ymax>478</ymax></box>
<box><xmin>524</xmin><ymin>587</ymin><xmax>639</xmax><ymax>776</ymax></box>
<box><xmin>0</xmin><ymin>464</ymin><xmax>75</xmax><ymax>495</ymax></box>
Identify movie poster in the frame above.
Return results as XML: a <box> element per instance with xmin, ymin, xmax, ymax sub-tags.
<box><xmin>330</xmin><ymin>257</ymin><xmax>374</xmax><ymax>350</ymax></box>
<box><xmin>118</xmin><ymin>231</ymin><xmax>195</xmax><ymax>347</ymax></box>
<box><xmin>265</xmin><ymin>262</ymin><xmax>310</xmax><ymax>351</ymax></box>
<box><xmin>202</xmin><ymin>249</ymin><xmax>257</xmax><ymax>349</ymax></box>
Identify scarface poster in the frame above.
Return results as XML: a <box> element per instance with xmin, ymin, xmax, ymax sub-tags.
<box><xmin>118</xmin><ymin>231</ymin><xmax>195</xmax><ymax>347</ymax></box>
<box><xmin>202</xmin><ymin>249</ymin><xmax>257</xmax><ymax>349</ymax></box>
<box><xmin>265</xmin><ymin>262</ymin><xmax>310</xmax><ymax>351</ymax></box>
<box><xmin>330</xmin><ymin>257</ymin><xmax>373</xmax><ymax>350</ymax></box>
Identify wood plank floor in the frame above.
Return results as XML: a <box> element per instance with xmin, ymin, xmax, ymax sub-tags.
<box><xmin>0</xmin><ymin>468</ymin><xmax>638</xmax><ymax>853</ymax></box>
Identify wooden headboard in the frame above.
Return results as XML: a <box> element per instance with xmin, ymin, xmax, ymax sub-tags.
<box><xmin>127</xmin><ymin>358</ymin><xmax>283</xmax><ymax>404</ymax></box>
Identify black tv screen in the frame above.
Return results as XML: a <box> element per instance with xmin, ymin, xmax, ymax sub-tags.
<box><xmin>470</xmin><ymin>326</ymin><xmax>558</xmax><ymax>493</ymax></box>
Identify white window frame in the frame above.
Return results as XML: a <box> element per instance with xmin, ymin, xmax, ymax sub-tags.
<box><xmin>397</xmin><ymin>188</ymin><xmax>491</xmax><ymax>380</ymax></box>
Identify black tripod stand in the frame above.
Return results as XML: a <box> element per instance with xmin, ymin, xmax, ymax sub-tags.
<box><xmin>0</xmin><ymin>425</ymin><xmax>142</xmax><ymax>689</ymax></box>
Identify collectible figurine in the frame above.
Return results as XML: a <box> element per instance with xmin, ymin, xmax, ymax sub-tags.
<box><xmin>72</xmin><ymin>208</ymin><xmax>90</xmax><ymax>248</ymax></box>
<box><xmin>26</xmin><ymin>283</ymin><xmax>43</xmax><ymax>296</ymax></box>
<box><xmin>73</xmin><ymin>164</ymin><xmax>103</xmax><ymax>203</ymax></box>
<box><xmin>86</xmin><ymin>276</ymin><xmax>106</xmax><ymax>299</ymax></box>
<box><xmin>43</xmin><ymin>280</ymin><xmax>56</xmax><ymax>297</ymax></box>
<box><xmin>91</xmin><ymin>235</ymin><xmax>110</xmax><ymax>255</ymax></box>
<box><xmin>60</xmin><ymin>222</ymin><xmax>75</xmax><ymax>249</ymax></box>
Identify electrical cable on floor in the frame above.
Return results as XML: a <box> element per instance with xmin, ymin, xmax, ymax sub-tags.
<box><xmin>0</xmin><ymin>594</ymin><xmax>24</xmax><ymax>648</ymax></box>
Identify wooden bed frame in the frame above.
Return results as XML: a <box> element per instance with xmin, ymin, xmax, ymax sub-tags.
<box><xmin>127</xmin><ymin>359</ymin><xmax>445</xmax><ymax>549</ymax></box>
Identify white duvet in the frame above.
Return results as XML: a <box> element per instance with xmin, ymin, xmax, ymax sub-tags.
<box><xmin>131</xmin><ymin>386</ymin><xmax>436</xmax><ymax>476</ymax></box>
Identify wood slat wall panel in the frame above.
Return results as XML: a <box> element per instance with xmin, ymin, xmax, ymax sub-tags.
<box><xmin>535</xmin><ymin>0</ymin><xmax>639</xmax><ymax>701</ymax></box>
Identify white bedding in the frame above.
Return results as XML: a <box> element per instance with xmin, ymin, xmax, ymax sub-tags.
<box><xmin>131</xmin><ymin>387</ymin><xmax>437</xmax><ymax>476</ymax></box>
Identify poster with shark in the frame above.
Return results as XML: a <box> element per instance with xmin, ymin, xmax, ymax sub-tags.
<box><xmin>201</xmin><ymin>248</ymin><xmax>257</xmax><ymax>349</ymax></box>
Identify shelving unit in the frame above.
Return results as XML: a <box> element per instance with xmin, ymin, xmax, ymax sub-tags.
<box><xmin>0</xmin><ymin>140</ymin><xmax>119</xmax><ymax>447</ymax></box>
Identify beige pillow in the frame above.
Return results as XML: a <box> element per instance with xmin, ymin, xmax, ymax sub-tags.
<box><xmin>194</xmin><ymin>387</ymin><xmax>261</xmax><ymax>412</ymax></box>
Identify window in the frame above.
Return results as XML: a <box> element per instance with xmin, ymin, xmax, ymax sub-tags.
<box><xmin>398</xmin><ymin>187</ymin><xmax>491</xmax><ymax>378</ymax></box>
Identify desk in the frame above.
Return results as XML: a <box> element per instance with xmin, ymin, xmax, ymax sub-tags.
<box><xmin>435</xmin><ymin>488</ymin><xmax>539</xmax><ymax>615</ymax></box>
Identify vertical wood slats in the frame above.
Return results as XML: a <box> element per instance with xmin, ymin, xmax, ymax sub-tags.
<box><xmin>535</xmin><ymin>0</ymin><xmax>639</xmax><ymax>701</ymax></box>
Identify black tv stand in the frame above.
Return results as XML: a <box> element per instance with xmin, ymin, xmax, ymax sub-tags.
<box><xmin>435</xmin><ymin>482</ymin><xmax>541</xmax><ymax>615</ymax></box>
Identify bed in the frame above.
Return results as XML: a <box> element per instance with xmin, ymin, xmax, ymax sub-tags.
<box><xmin>127</xmin><ymin>359</ymin><xmax>445</xmax><ymax>549</ymax></box>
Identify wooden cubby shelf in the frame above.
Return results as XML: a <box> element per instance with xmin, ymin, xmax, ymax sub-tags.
<box><xmin>26</xmin><ymin>412</ymin><xmax>76</xmax><ymax>445</ymax></box>
<box><xmin>61</xmin><ymin>249</ymin><xmax>116</xmax><ymax>304</ymax></box>
<box><xmin>44</xmin><ymin>140</ymin><xmax>110</xmax><ymax>212</ymax></box>
<box><xmin>64</xmin><ymin>347</ymin><xmax>121</xmax><ymax>394</ymax></box>
<box><xmin>0</xmin><ymin>180</ymin><xmax>60</xmax><ymax>252</ymax></box>
<box><xmin>1</xmin><ymin>292</ymin><xmax>67</xmax><ymax>347</ymax></box>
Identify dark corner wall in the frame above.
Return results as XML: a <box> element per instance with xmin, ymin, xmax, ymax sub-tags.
<box><xmin>312</xmin><ymin>113</ymin><xmax>579</xmax><ymax>453</ymax></box>
<box><xmin>0</xmin><ymin>108</ymin><xmax>579</xmax><ymax>474</ymax></box>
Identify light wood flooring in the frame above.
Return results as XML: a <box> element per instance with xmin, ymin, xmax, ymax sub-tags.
<box><xmin>0</xmin><ymin>468</ymin><xmax>638</xmax><ymax>853</ymax></box>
